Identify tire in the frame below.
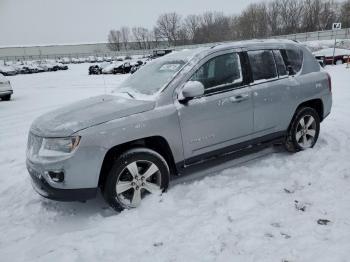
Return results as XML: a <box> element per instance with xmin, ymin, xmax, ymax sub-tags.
<box><xmin>103</xmin><ymin>148</ymin><xmax>170</xmax><ymax>211</ymax></box>
<box><xmin>1</xmin><ymin>95</ymin><xmax>11</xmax><ymax>101</ymax></box>
<box><xmin>335</xmin><ymin>59</ymin><xmax>343</xmax><ymax>65</ymax></box>
<box><xmin>285</xmin><ymin>107</ymin><xmax>320</xmax><ymax>153</ymax></box>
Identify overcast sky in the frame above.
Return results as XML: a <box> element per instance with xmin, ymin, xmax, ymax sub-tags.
<box><xmin>0</xmin><ymin>0</ymin><xmax>266</xmax><ymax>46</ymax></box>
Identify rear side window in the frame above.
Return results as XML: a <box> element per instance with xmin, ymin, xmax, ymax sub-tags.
<box><xmin>273</xmin><ymin>50</ymin><xmax>288</xmax><ymax>77</ymax></box>
<box><xmin>283</xmin><ymin>49</ymin><xmax>303</xmax><ymax>74</ymax></box>
<box><xmin>248</xmin><ymin>50</ymin><xmax>277</xmax><ymax>82</ymax></box>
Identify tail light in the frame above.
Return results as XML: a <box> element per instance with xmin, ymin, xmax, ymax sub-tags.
<box><xmin>326</xmin><ymin>73</ymin><xmax>332</xmax><ymax>93</ymax></box>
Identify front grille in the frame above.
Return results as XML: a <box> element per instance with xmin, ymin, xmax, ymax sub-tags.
<box><xmin>27</xmin><ymin>133</ymin><xmax>43</xmax><ymax>156</ymax></box>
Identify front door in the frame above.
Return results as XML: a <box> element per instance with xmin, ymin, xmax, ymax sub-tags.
<box><xmin>176</xmin><ymin>51</ymin><xmax>254</xmax><ymax>164</ymax></box>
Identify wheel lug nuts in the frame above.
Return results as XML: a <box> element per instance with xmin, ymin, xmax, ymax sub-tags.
<box><xmin>131</xmin><ymin>182</ymin><xmax>135</xmax><ymax>186</ymax></box>
<box><xmin>141</xmin><ymin>183</ymin><xmax>145</xmax><ymax>186</ymax></box>
<box><xmin>136</xmin><ymin>186</ymin><xmax>139</xmax><ymax>190</ymax></box>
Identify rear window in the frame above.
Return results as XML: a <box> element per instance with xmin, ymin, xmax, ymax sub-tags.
<box><xmin>273</xmin><ymin>50</ymin><xmax>288</xmax><ymax>77</ymax></box>
<box><xmin>248</xmin><ymin>50</ymin><xmax>277</xmax><ymax>82</ymax></box>
<box><xmin>282</xmin><ymin>49</ymin><xmax>303</xmax><ymax>74</ymax></box>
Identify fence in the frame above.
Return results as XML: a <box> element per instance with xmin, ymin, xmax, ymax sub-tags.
<box><xmin>272</xmin><ymin>28</ymin><xmax>350</xmax><ymax>42</ymax></box>
<box><xmin>1</xmin><ymin>28</ymin><xmax>349</xmax><ymax>62</ymax></box>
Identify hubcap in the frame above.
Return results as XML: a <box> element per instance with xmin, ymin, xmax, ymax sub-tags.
<box><xmin>115</xmin><ymin>160</ymin><xmax>161</xmax><ymax>208</ymax></box>
<box><xmin>296</xmin><ymin>115</ymin><xmax>317</xmax><ymax>149</ymax></box>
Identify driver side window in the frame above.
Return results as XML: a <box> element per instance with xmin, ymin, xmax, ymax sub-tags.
<box><xmin>190</xmin><ymin>53</ymin><xmax>243</xmax><ymax>93</ymax></box>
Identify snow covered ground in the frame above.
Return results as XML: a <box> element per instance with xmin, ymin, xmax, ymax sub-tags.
<box><xmin>1</xmin><ymin>64</ymin><xmax>350</xmax><ymax>262</ymax></box>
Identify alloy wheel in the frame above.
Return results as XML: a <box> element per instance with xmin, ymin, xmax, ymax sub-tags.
<box><xmin>115</xmin><ymin>160</ymin><xmax>162</xmax><ymax>208</ymax></box>
<box><xmin>295</xmin><ymin>115</ymin><xmax>317</xmax><ymax>149</ymax></box>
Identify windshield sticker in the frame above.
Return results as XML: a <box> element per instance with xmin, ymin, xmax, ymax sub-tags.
<box><xmin>159</xmin><ymin>64</ymin><xmax>182</xmax><ymax>72</ymax></box>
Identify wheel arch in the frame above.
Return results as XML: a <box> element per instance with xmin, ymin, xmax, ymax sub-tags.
<box><xmin>294</xmin><ymin>99</ymin><xmax>324</xmax><ymax>123</ymax></box>
<box><xmin>98</xmin><ymin>136</ymin><xmax>177</xmax><ymax>189</ymax></box>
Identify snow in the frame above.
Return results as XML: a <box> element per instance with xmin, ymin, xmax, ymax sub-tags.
<box><xmin>1</xmin><ymin>64</ymin><xmax>350</xmax><ymax>261</ymax></box>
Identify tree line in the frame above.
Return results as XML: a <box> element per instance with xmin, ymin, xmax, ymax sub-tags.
<box><xmin>107</xmin><ymin>0</ymin><xmax>350</xmax><ymax>51</ymax></box>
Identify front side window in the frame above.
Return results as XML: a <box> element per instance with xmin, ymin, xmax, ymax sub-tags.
<box><xmin>248</xmin><ymin>50</ymin><xmax>277</xmax><ymax>82</ymax></box>
<box><xmin>273</xmin><ymin>50</ymin><xmax>288</xmax><ymax>77</ymax></box>
<box><xmin>190</xmin><ymin>53</ymin><xmax>243</xmax><ymax>92</ymax></box>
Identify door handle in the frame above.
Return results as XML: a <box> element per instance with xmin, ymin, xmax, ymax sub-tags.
<box><xmin>229</xmin><ymin>94</ymin><xmax>249</xmax><ymax>103</ymax></box>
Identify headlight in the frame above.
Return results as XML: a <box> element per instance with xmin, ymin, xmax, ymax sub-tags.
<box><xmin>38</xmin><ymin>136</ymin><xmax>81</xmax><ymax>157</ymax></box>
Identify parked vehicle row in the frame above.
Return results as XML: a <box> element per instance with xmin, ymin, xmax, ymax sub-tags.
<box><xmin>59</xmin><ymin>55</ymin><xmax>140</xmax><ymax>64</ymax></box>
<box><xmin>26</xmin><ymin>40</ymin><xmax>332</xmax><ymax>211</ymax></box>
<box><xmin>89</xmin><ymin>60</ymin><xmax>146</xmax><ymax>75</ymax></box>
<box><xmin>0</xmin><ymin>62</ymin><xmax>68</xmax><ymax>76</ymax></box>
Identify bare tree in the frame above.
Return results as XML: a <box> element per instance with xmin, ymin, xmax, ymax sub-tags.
<box><xmin>107</xmin><ymin>0</ymin><xmax>348</xmax><ymax>48</ymax></box>
<box><xmin>183</xmin><ymin>15</ymin><xmax>200</xmax><ymax>43</ymax></box>
<box><xmin>319</xmin><ymin>0</ymin><xmax>339</xmax><ymax>30</ymax></box>
<box><xmin>121</xmin><ymin>26</ymin><xmax>130</xmax><ymax>50</ymax></box>
<box><xmin>267</xmin><ymin>1</ymin><xmax>282</xmax><ymax>36</ymax></box>
<box><xmin>132</xmin><ymin>27</ymin><xmax>151</xmax><ymax>49</ymax></box>
<box><xmin>155</xmin><ymin>12</ymin><xmax>182</xmax><ymax>45</ymax></box>
<box><xmin>107</xmin><ymin>30</ymin><xmax>121</xmax><ymax>51</ymax></box>
<box><xmin>279</xmin><ymin>0</ymin><xmax>304</xmax><ymax>34</ymax></box>
<box><xmin>193</xmin><ymin>12</ymin><xmax>232</xmax><ymax>43</ymax></box>
<box><xmin>340</xmin><ymin>0</ymin><xmax>350</xmax><ymax>28</ymax></box>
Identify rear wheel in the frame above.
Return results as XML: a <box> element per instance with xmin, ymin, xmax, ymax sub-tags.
<box><xmin>103</xmin><ymin>148</ymin><xmax>170</xmax><ymax>211</ymax></box>
<box><xmin>285</xmin><ymin>107</ymin><xmax>320</xmax><ymax>153</ymax></box>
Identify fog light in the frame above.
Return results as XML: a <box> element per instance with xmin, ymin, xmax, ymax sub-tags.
<box><xmin>47</xmin><ymin>171</ymin><xmax>64</xmax><ymax>183</ymax></box>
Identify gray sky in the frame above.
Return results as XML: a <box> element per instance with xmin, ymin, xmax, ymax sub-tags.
<box><xmin>0</xmin><ymin>0</ymin><xmax>265</xmax><ymax>46</ymax></box>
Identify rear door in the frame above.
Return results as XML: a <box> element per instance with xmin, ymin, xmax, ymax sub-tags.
<box><xmin>176</xmin><ymin>51</ymin><xmax>254</xmax><ymax>163</ymax></box>
<box><xmin>248</xmin><ymin>49</ymin><xmax>293</xmax><ymax>136</ymax></box>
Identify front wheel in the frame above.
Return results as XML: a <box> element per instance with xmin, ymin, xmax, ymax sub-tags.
<box><xmin>335</xmin><ymin>59</ymin><xmax>343</xmax><ymax>65</ymax></box>
<box><xmin>1</xmin><ymin>95</ymin><xmax>11</xmax><ymax>101</ymax></box>
<box><xmin>285</xmin><ymin>107</ymin><xmax>320</xmax><ymax>153</ymax></box>
<box><xmin>103</xmin><ymin>148</ymin><xmax>170</xmax><ymax>211</ymax></box>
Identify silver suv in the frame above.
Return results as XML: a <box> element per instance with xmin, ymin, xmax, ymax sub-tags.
<box><xmin>26</xmin><ymin>40</ymin><xmax>332</xmax><ymax>211</ymax></box>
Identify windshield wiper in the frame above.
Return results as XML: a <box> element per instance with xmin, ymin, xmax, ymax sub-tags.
<box><xmin>122</xmin><ymin>91</ymin><xmax>135</xmax><ymax>99</ymax></box>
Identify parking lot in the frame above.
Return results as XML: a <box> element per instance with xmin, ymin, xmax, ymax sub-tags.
<box><xmin>1</xmin><ymin>64</ymin><xmax>350</xmax><ymax>261</ymax></box>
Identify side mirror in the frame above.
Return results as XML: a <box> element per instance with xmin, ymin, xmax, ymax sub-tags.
<box><xmin>180</xmin><ymin>81</ymin><xmax>205</xmax><ymax>101</ymax></box>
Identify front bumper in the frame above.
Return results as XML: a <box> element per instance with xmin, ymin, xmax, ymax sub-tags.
<box><xmin>27</xmin><ymin>161</ymin><xmax>97</xmax><ymax>202</ymax></box>
<box><xmin>0</xmin><ymin>90</ymin><xmax>13</xmax><ymax>97</ymax></box>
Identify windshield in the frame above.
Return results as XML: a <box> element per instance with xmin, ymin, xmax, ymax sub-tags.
<box><xmin>116</xmin><ymin>49</ymin><xmax>203</xmax><ymax>97</ymax></box>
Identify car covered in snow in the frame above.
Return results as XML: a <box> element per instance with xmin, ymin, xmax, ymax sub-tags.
<box><xmin>313</xmin><ymin>48</ymin><xmax>350</xmax><ymax>65</ymax></box>
<box><xmin>0</xmin><ymin>73</ymin><xmax>13</xmax><ymax>101</ymax></box>
<box><xmin>0</xmin><ymin>65</ymin><xmax>17</xmax><ymax>76</ymax></box>
<box><xmin>26</xmin><ymin>39</ymin><xmax>332</xmax><ymax>211</ymax></box>
<box><xmin>88</xmin><ymin>62</ymin><xmax>111</xmax><ymax>75</ymax></box>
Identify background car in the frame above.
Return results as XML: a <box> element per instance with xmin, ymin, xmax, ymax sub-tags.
<box><xmin>102</xmin><ymin>61</ymin><xmax>124</xmax><ymax>74</ymax></box>
<box><xmin>0</xmin><ymin>65</ymin><xmax>17</xmax><ymax>76</ymax></box>
<box><xmin>151</xmin><ymin>49</ymin><xmax>172</xmax><ymax>59</ymax></box>
<box><xmin>0</xmin><ymin>73</ymin><xmax>13</xmax><ymax>101</ymax></box>
<box><xmin>89</xmin><ymin>65</ymin><xmax>102</xmax><ymax>75</ymax></box>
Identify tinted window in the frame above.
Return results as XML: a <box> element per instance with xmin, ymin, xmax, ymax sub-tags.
<box><xmin>191</xmin><ymin>53</ymin><xmax>243</xmax><ymax>91</ymax></box>
<box><xmin>273</xmin><ymin>50</ymin><xmax>288</xmax><ymax>77</ymax></box>
<box><xmin>284</xmin><ymin>49</ymin><xmax>303</xmax><ymax>74</ymax></box>
<box><xmin>248</xmin><ymin>50</ymin><xmax>277</xmax><ymax>81</ymax></box>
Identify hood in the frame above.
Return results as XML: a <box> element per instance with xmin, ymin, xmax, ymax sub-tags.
<box><xmin>30</xmin><ymin>94</ymin><xmax>155</xmax><ymax>137</ymax></box>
